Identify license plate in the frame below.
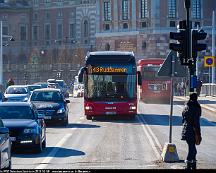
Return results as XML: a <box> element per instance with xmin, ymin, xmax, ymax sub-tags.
<box><xmin>105</xmin><ymin>112</ymin><xmax>116</xmax><ymax>115</ymax></box>
<box><xmin>44</xmin><ymin>116</ymin><xmax>52</xmax><ymax>119</ymax></box>
<box><xmin>10</xmin><ymin>137</ymin><xmax>16</xmax><ymax>141</ymax></box>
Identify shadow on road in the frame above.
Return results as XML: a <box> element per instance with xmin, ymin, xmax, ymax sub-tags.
<box><xmin>46</xmin><ymin>123</ymin><xmax>101</xmax><ymax>129</ymax></box>
<box><xmin>92</xmin><ymin>115</ymin><xmax>138</xmax><ymax>124</ymax></box>
<box><xmin>12</xmin><ymin>147</ymin><xmax>85</xmax><ymax>158</ymax></box>
<box><xmin>174</xmin><ymin>100</ymin><xmax>216</xmax><ymax>105</ymax></box>
<box><xmin>138</xmin><ymin>114</ymin><xmax>216</xmax><ymax>127</ymax></box>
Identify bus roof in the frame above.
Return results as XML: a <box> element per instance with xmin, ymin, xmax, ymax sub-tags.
<box><xmin>87</xmin><ymin>51</ymin><xmax>134</xmax><ymax>56</ymax></box>
<box><xmin>138</xmin><ymin>58</ymin><xmax>164</xmax><ymax>66</ymax></box>
<box><xmin>85</xmin><ymin>51</ymin><xmax>135</xmax><ymax>64</ymax></box>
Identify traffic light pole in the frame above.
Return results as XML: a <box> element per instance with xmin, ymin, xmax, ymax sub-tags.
<box><xmin>185</xmin><ymin>0</ymin><xmax>196</xmax><ymax>93</ymax></box>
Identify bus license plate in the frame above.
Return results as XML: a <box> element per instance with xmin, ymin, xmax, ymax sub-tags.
<box><xmin>105</xmin><ymin>112</ymin><xmax>116</xmax><ymax>115</ymax></box>
<box><xmin>10</xmin><ymin>137</ymin><xmax>16</xmax><ymax>141</ymax></box>
<box><xmin>44</xmin><ymin>116</ymin><xmax>52</xmax><ymax>119</ymax></box>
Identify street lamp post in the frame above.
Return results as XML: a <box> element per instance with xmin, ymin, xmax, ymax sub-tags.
<box><xmin>0</xmin><ymin>21</ymin><xmax>15</xmax><ymax>86</ymax></box>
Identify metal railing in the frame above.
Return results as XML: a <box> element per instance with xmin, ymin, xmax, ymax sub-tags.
<box><xmin>201</xmin><ymin>83</ymin><xmax>216</xmax><ymax>96</ymax></box>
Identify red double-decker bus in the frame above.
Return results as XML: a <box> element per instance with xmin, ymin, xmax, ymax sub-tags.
<box><xmin>137</xmin><ymin>58</ymin><xmax>171</xmax><ymax>104</ymax></box>
<box><xmin>78</xmin><ymin>51</ymin><xmax>141</xmax><ymax>120</ymax></box>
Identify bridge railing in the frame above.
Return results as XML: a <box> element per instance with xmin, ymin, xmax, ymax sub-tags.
<box><xmin>201</xmin><ymin>83</ymin><xmax>216</xmax><ymax>96</ymax></box>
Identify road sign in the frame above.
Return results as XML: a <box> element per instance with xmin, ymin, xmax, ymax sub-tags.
<box><xmin>157</xmin><ymin>51</ymin><xmax>188</xmax><ymax>77</ymax></box>
<box><xmin>204</xmin><ymin>56</ymin><xmax>215</xmax><ymax>67</ymax></box>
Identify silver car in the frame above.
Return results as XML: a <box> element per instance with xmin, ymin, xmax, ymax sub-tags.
<box><xmin>0</xmin><ymin>119</ymin><xmax>11</xmax><ymax>169</ymax></box>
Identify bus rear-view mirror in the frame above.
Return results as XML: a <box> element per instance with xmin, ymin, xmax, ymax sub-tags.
<box><xmin>78</xmin><ymin>67</ymin><xmax>86</xmax><ymax>83</ymax></box>
<box><xmin>137</xmin><ymin>71</ymin><xmax>142</xmax><ymax>85</ymax></box>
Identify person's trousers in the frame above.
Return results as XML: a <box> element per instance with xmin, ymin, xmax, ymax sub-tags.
<box><xmin>186</xmin><ymin>138</ymin><xmax>197</xmax><ymax>161</ymax></box>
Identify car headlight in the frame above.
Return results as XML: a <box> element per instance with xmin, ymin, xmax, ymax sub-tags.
<box><xmin>57</xmin><ymin>108</ymin><xmax>65</xmax><ymax>114</ymax></box>
<box><xmin>23</xmin><ymin>128</ymin><xmax>37</xmax><ymax>134</ymax></box>
<box><xmin>23</xmin><ymin>97</ymin><xmax>28</xmax><ymax>102</ymax></box>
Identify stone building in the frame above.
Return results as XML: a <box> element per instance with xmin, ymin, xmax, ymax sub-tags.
<box><xmin>0</xmin><ymin>0</ymin><xmax>96</xmax><ymax>85</ymax></box>
<box><xmin>95</xmin><ymin>0</ymin><xmax>215</xmax><ymax>60</ymax></box>
<box><xmin>0</xmin><ymin>0</ymin><xmax>215</xmax><ymax>85</ymax></box>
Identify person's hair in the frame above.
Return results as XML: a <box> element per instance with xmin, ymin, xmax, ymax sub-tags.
<box><xmin>189</xmin><ymin>93</ymin><xmax>198</xmax><ymax>101</ymax></box>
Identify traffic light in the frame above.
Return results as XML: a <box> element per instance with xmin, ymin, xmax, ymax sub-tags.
<box><xmin>192</xmin><ymin>29</ymin><xmax>207</xmax><ymax>58</ymax></box>
<box><xmin>169</xmin><ymin>20</ymin><xmax>188</xmax><ymax>65</ymax></box>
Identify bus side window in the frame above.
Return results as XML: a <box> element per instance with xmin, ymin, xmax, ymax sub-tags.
<box><xmin>137</xmin><ymin>71</ymin><xmax>142</xmax><ymax>85</ymax></box>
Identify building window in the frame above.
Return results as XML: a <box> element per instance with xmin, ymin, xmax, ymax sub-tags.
<box><xmin>33</xmin><ymin>0</ymin><xmax>38</xmax><ymax>4</ymax></box>
<box><xmin>69</xmin><ymin>24</ymin><xmax>75</xmax><ymax>38</ymax></box>
<box><xmin>142</xmin><ymin>41</ymin><xmax>146</xmax><ymax>49</ymax></box>
<box><xmin>122</xmin><ymin>0</ymin><xmax>128</xmax><ymax>20</ymax></box>
<box><xmin>33</xmin><ymin>13</ymin><xmax>38</xmax><ymax>21</ymax></box>
<box><xmin>20</xmin><ymin>25</ymin><xmax>27</xmax><ymax>41</ymax></box>
<box><xmin>57</xmin><ymin>24</ymin><xmax>63</xmax><ymax>40</ymax></box>
<box><xmin>45</xmin><ymin>24</ymin><xmax>51</xmax><ymax>40</ymax></box>
<box><xmin>192</xmin><ymin>0</ymin><xmax>201</xmax><ymax>19</ymax></box>
<box><xmin>104</xmin><ymin>1</ymin><xmax>111</xmax><ymax>21</ymax></box>
<box><xmin>84</xmin><ymin>20</ymin><xmax>89</xmax><ymax>37</ymax></box>
<box><xmin>123</xmin><ymin>23</ymin><xmax>128</xmax><ymax>29</ymax></box>
<box><xmin>168</xmin><ymin>0</ymin><xmax>176</xmax><ymax>18</ymax></box>
<box><xmin>105</xmin><ymin>24</ymin><xmax>110</xmax><ymax>30</ymax></box>
<box><xmin>141</xmin><ymin>21</ymin><xmax>147</xmax><ymax>28</ymax></box>
<box><xmin>33</xmin><ymin>26</ymin><xmax>38</xmax><ymax>41</ymax></box>
<box><xmin>46</xmin><ymin>12</ymin><xmax>50</xmax><ymax>20</ymax></box>
<box><xmin>2</xmin><ymin>26</ymin><xmax>8</xmax><ymax>42</ymax></box>
<box><xmin>141</xmin><ymin>0</ymin><xmax>148</xmax><ymax>19</ymax></box>
<box><xmin>170</xmin><ymin>21</ymin><xmax>176</xmax><ymax>27</ymax></box>
<box><xmin>194</xmin><ymin>21</ymin><xmax>200</xmax><ymax>27</ymax></box>
<box><xmin>57</xmin><ymin>10</ymin><xmax>63</xmax><ymax>18</ymax></box>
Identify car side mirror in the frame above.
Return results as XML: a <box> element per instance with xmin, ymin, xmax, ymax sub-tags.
<box><xmin>137</xmin><ymin>71</ymin><xmax>142</xmax><ymax>86</ymax></box>
<box><xmin>0</xmin><ymin>127</ymin><xmax>9</xmax><ymax>134</ymax></box>
<box><xmin>65</xmin><ymin>100</ymin><xmax>70</xmax><ymax>104</ymax></box>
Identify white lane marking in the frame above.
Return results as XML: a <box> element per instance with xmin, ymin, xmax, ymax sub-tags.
<box><xmin>137</xmin><ymin>115</ymin><xmax>161</xmax><ymax>160</ymax></box>
<box><xmin>139</xmin><ymin>115</ymin><xmax>162</xmax><ymax>149</ymax></box>
<box><xmin>35</xmin><ymin>133</ymin><xmax>72</xmax><ymax>169</ymax></box>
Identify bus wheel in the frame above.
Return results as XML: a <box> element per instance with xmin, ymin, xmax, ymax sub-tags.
<box><xmin>86</xmin><ymin>115</ymin><xmax>92</xmax><ymax>120</ymax></box>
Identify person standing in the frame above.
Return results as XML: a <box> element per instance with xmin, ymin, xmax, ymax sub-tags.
<box><xmin>6</xmin><ymin>78</ymin><xmax>14</xmax><ymax>88</ymax></box>
<box><xmin>196</xmin><ymin>79</ymin><xmax>203</xmax><ymax>97</ymax></box>
<box><xmin>181</xmin><ymin>93</ymin><xmax>202</xmax><ymax>170</ymax></box>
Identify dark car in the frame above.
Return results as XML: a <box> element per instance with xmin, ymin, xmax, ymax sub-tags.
<box><xmin>0</xmin><ymin>119</ymin><xmax>11</xmax><ymax>169</ymax></box>
<box><xmin>27</xmin><ymin>85</ymin><xmax>42</xmax><ymax>94</ymax></box>
<box><xmin>29</xmin><ymin>88</ymin><xmax>70</xmax><ymax>126</ymax></box>
<box><xmin>4</xmin><ymin>85</ymin><xmax>30</xmax><ymax>102</ymax></box>
<box><xmin>0</xmin><ymin>102</ymin><xmax>46</xmax><ymax>153</ymax></box>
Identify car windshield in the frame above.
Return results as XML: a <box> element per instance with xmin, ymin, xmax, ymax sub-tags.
<box><xmin>30</xmin><ymin>91</ymin><xmax>63</xmax><ymax>101</ymax></box>
<box><xmin>5</xmin><ymin>86</ymin><xmax>28</xmax><ymax>94</ymax></box>
<box><xmin>0</xmin><ymin>106</ymin><xmax>34</xmax><ymax>119</ymax></box>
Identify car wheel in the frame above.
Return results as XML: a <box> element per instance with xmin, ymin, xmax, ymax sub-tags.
<box><xmin>34</xmin><ymin>138</ymin><xmax>43</xmax><ymax>153</ymax></box>
<box><xmin>62</xmin><ymin>118</ymin><xmax>68</xmax><ymax>126</ymax></box>
<box><xmin>86</xmin><ymin>115</ymin><xmax>92</xmax><ymax>120</ymax></box>
<box><xmin>42</xmin><ymin>137</ymin><xmax>46</xmax><ymax>149</ymax></box>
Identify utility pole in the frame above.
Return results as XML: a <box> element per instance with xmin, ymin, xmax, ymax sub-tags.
<box><xmin>212</xmin><ymin>11</ymin><xmax>215</xmax><ymax>84</ymax></box>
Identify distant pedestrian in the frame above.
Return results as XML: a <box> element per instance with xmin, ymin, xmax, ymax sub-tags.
<box><xmin>196</xmin><ymin>79</ymin><xmax>203</xmax><ymax>97</ymax></box>
<box><xmin>181</xmin><ymin>93</ymin><xmax>202</xmax><ymax>170</ymax></box>
<box><xmin>6</xmin><ymin>78</ymin><xmax>14</xmax><ymax>88</ymax></box>
<box><xmin>177</xmin><ymin>83</ymin><xmax>181</xmax><ymax>96</ymax></box>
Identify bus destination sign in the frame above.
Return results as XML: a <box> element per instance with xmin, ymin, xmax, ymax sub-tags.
<box><xmin>88</xmin><ymin>66</ymin><xmax>128</xmax><ymax>74</ymax></box>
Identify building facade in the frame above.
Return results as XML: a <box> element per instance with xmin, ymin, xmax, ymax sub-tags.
<box><xmin>96</xmin><ymin>0</ymin><xmax>215</xmax><ymax>59</ymax></box>
<box><xmin>0</xmin><ymin>0</ymin><xmax>215</xmax><ymax>85</ymax></box>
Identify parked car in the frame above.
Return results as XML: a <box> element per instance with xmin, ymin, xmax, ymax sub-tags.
<box><xmin>29</xmin><ymin>88</ymin><xmax>70</xmax><ymax>126</ymax></box>
<box><xmin>0</xmin><ymin>119</ymin><xmax>11</xmax><ymax>169</ymax></box>
<box><xmin>0</xmin><ymin>102</ymin><xmax>46</xmax><ymax>153</ymax></box>
<box><xmin>0</xmin><ymin>91</ymin><xmax>6</xmax><ymax>102</ymax></box>
<box><xmin>4</xmin><ymin>85</ymin><xmax>30</xmax><ymax>102</ymax></box>
<box><xmin>33</xmin><ymin>82</ymin><xmax>48</xmax><ymax>89</ymax></box>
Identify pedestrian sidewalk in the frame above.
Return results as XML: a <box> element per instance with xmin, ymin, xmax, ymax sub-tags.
<box><xmin>175</xmin><ymin>95</ymin><xmax>216</xmax><ymax>113</ymax></box>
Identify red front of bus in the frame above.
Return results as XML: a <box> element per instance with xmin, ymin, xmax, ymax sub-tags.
<box><xmin>84</xmin><ymin>100</ymin><xmax>137</xmax><ymax>117</ymax></box>
<box><xmin>138</xmin><ymin>58</ymin><xmax>171</xmax><ymax>104</ymax></box>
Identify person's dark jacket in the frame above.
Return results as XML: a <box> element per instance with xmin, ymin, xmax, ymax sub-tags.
<box><xmin>181</xmin><ymin>100</ymin><xmax>201</xmax><ymax>141</ymax></box>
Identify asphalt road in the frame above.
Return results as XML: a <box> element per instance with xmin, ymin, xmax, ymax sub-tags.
<box><xmin>11</xmin><ymin>97</ymin><xmax>216</xmax><ymax>169</ymax></box>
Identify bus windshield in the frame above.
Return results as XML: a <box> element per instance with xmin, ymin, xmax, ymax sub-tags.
<box><xmin>85</xmin><ymin>74</ymin><xmax>136</xmax><ymax>101</ymax></box>
<box><xmin>142</xmin><ymin>66</ymin><xmax>160</xmax><ymax>80</ymax></box>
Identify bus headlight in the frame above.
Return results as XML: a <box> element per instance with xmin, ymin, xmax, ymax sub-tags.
<box><xmin>129</xmin><ymin>106</ymin><xmax>136</xmax><ymax>110</ymax></box>
<box><xmin>85</xmin><ymin>106</ymin><xmax>92</xmax><ymax>110</ymax></box>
